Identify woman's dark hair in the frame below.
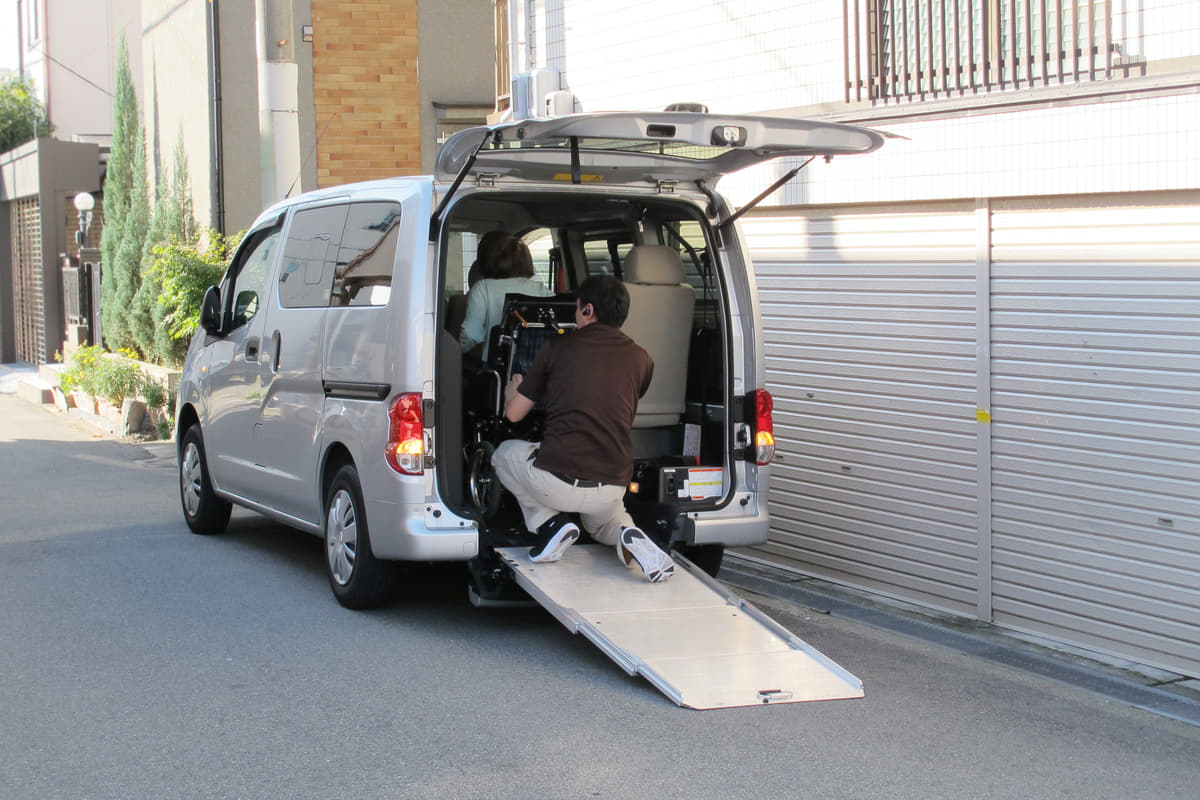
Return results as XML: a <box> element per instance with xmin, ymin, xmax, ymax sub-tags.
<box><xmin>467</xmin><ymin>230</ymin><xmax>516</xmax><ymax>287</ymax></box>
<box><xmin>491</xmin><ymin>237</ymin><xmax>535</xmax><ymax>279</ymax></box>
<box><xmin>576</xmin><ymin>274</ymin><xmax>630</xmax><ymax>327</ymax></box>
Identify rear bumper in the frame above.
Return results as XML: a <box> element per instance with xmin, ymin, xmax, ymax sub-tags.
<box><xmin>367</xmin><ymin>498</ymin><xmax>480</xmax><ymax>561</ymax></box>
<box><xmin>689</xmin><ymin>514</ymin><xmax>770</xmax><ymax>547</ymax></box>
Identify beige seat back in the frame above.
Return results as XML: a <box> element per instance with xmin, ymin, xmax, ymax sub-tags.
<box><xmin>620</xmin><ymin>245</ymin><xmax>696</xmax><ymax>428</ymax></box>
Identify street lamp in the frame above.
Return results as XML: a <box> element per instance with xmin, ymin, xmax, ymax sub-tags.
<box><xmin>74</xmin><ymin>192</ymin><xmax>95</xmax><ymax>246</ymax></box>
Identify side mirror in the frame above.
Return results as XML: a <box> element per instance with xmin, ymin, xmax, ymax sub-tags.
<box><xmin>200</xmin><ymin>285</ymin><xmax>222</xmax><ymax>335</ymax></box>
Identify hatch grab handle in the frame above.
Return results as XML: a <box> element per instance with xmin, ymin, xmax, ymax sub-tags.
<box><xmin>570</xmin><ymin>136</ymin><xmax>581</xmax><ymax>184</ymax></box>
<box><xmin>430</xmin><ymin>129</ymin><xmax>498</xmax><ymax>242</ymax></box>
<box><xmin>720</xmin><ymin>156</ymin><xmax>815</xmax><ymax>229</ymax></box>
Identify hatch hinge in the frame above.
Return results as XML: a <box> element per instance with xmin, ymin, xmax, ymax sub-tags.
<box><xmin>476</xmin><ymin>172</ymin><xmax>498</xmax><ymax>188</ymax></box>
<box><xmin>656</xmin><ymin>179</ymin><xmax>677</xmax><ymax>195</ymax></box>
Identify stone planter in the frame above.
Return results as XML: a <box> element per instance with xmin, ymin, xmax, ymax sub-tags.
<box><xmin>70</xmin><ymin>390</ymin><xmax>96</xmax><ymax>415</ymax></box>
<box><xmin>97</xmin><ymin>397</ymin><xmax>122</xmax><ymax>423</ymax></box>
<box><xmin>121</xmin><ymin>398</ymin><xmax>151</xmax><ymax>436</ymax></box>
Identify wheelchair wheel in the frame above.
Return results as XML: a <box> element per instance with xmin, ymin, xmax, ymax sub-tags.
<box><xmin>467</xmin><ymin>441</ymin><xmax>503</xmax><ymax>519</ymax></box>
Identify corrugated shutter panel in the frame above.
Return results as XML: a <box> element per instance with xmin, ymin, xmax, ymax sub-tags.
<box><xmin>989</xmin><ymin>199</ymin><xmax>1200</xmax><ymax>676</ymax></box>
<box><xmin>740</xmin><ymin>206</ymin><xmax>981</xmax><ymax>616</ymax></box>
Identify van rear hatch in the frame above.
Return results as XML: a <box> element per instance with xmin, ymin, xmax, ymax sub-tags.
<box><xmin>434</xmin><ymin>112</ymin><xmax>887</xmax><ymax>188</ymax></box>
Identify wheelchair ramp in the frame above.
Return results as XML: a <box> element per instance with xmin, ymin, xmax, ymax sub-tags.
<box><xmin>495</xmin><ymin>545</ymin><xmax>864</xmax><ymax>710</ymax></box>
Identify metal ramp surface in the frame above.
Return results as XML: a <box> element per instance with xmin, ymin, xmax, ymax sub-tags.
<box><xmin>496</xmin><ymin>544</ymin><xmax>864</xmax><ymax>710</ymax></box>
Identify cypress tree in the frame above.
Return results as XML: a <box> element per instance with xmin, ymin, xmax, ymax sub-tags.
<box><xmin>110</xmin><ymin>132</ymin><xmax>150</xmax><ymax>352</ymax></box>
<box><xmin>100</xmin><ymin>37</ymin><xmax>139</xmax><ymax>346</ymax></box>
<box><xmin>136</xmin><ymin>130</ymin><xmax>198</xmax><ymax>362</ymax></box>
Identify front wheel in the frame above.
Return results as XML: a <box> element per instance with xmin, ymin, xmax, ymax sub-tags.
<box><xmin>325</xmin><ymin>464</ymin><xmax>395</xmax><ymax>609</ymax></box>
<box><xmin>179</xmin><ymin>425</ymin><xmax>232</xmax><ymax>534</ymax></box>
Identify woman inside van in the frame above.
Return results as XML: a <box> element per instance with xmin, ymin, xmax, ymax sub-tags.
<box><xmin>459</xmin><ymin>235</ymin><xmax>551</xmax><ymax>361</ymax></box>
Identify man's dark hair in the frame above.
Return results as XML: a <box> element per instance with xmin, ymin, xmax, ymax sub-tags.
<box><xmin>576</xmin><ymin>274</ymin><xmax>630</xmax><ymax>327</ymax></box>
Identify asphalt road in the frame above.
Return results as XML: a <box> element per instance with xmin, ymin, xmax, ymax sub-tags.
<box><xmin>1</xmin><ymin>393</ymin><xmax>1198</xmax><ymax>800</ymax></box>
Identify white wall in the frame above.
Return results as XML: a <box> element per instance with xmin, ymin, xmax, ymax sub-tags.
<box><xmin>41</xmin><ymin>1</ymin><xmax>112</xmax><ymax>142</ymax></box>
<box><xmin>140</xmin><ymin>0</ymin><xmax>214</xmax><ymax>226</ymax></box>
<box><xmin>721</xmin><ymin>93</ymin><xmax>1200</xmax><ymax>208</ymax></box>
<box><xmin>525</xmin><ymin>0</ymin><xmax>1200</xmax><ymax>207</ymax></box>
<box><xmin>539</xmin><ymin>0</ymin><xmax>844</xmax><ymax>114</ymax></box>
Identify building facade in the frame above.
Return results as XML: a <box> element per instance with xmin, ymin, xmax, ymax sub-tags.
<box><xmin>503</xmin><ymin>0</ymin><xmax>1200</xmax><ymax>677</ymax></box>
<box><xmin>3</xmin><ymin>0</ymin><xmax>494</xmax><ymax>363</ymax></box>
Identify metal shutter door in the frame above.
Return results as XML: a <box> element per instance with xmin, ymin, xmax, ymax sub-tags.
<box><xmin>989</xmin><ymin>198</ymin><xmax>1200</xmax><ymax>676</ymax></box>
<box><xmin>740</xmin><ymin>206</ymin><xmax>981</xmax><ymax>616</ymax></box>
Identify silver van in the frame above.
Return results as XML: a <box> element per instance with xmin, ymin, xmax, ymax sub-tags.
<box><xmin>176</xmin><ymin>112</ymin><xmax>885</xmax><ymax>609</ymax></box>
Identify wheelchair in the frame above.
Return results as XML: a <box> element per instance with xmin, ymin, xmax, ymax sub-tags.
<box><xmin>463</xmin><ymin>293</ymin><xmax>578</xmax><ymax>519</ymax></box>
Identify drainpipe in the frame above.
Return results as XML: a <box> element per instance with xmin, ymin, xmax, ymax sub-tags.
<box><xmin>17</xmin><ymin>0</ymin><xmax>24</xmax><ymax>80</ymax></box>
<box><xmin>207</xmin><ymin>0</ymin><xmax>225</xmax><ymax>234</ymax></box>
<box><xmin>255</xmin><ymin>0</ymin><xmax>301</xmax><ymax>207</ymax></box>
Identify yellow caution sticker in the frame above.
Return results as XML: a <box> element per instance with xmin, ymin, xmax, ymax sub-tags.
<box><xmin>976</xmin><ymin>408</ymin><xmax>991</xmax><ymax>423</ymax></box>
<box><xmin>552</xmin><ymin>173</ymin><xmax>604</xmax><ymax>182</ymax></box>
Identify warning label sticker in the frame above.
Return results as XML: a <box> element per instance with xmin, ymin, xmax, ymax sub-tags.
<box><xmin>688</xmin><ymin>467</ymin><xmax>724</xmax><ymax>500</ymax></box>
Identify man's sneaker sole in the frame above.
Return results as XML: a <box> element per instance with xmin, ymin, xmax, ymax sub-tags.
<box><xmin>619</xmin><ymin>528</ymin><xmax>675</xmax><ymax>583</ymax></box>
<box><xmin>528</xmin><ymin>523</ymin><xmax>580</xmax><ymax>563</ymax></box>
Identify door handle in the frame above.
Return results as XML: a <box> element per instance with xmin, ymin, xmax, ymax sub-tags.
<box><xmin>245</xmin><ymin>337</ymin><xmax>259</xmax><ymax>361</ymax></box>
<box><xmin>271</xmin><ymin>330</ymin><xmax>282</xmax><ymax>372</ymax></box>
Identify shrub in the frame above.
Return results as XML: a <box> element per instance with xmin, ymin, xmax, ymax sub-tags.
<box><xmin>148</xmin><ymin>229</ymin><xmax>242</xmax><ymax>365</ymax></box>
<box><xmin>58</xmin><ymin>344</ymin><xmax>105</xmax><ymax>396</ymax></box>
<box><xmin>59</xmin><ymin>347</ymin><xmax>151</xmax><ymax>405</ymax></box>
<box><xmin>140</xmin><ymin>374</ymin><xmax>166</xmax><ymax>410</ymax></box>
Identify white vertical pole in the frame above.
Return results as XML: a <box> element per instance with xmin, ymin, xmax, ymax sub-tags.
<box><xmin>975</xmin><ymin>197</ymin><xmax>994</xmax><ymax>622</ymax></box>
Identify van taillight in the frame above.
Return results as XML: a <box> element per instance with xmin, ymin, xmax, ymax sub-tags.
<box><xmin>750</xmin><ymin>388</ymin><xmax>775</xmax><ymax>466</ymax></box>
<box><xmin>386</xmin><ymin>393</ymin><xmax>424</xmax><ymax>474</ymax></box>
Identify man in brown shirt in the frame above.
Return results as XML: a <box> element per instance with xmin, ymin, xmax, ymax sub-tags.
<box><xmin>491</xmin><ymin>274</ymin><xmax>676</xmax><ymax>582</ymax></box>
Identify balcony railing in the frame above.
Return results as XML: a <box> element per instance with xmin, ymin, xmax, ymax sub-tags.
<box><xmin>845</xmin><ymin>0</ymin><xmax>1144</xmax><ymax>103</ymax></box>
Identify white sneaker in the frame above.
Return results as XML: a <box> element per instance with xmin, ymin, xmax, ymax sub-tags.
<box><xmin>617</xmin><ymin>527</ymin><xmax>675</xmax><ymax>583</ymax></box>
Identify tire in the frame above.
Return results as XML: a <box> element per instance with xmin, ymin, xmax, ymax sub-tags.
<box><xmin>675</xmin><ymin>544</ymin><xmax>724</xmax><ymax>578</ymax></box>
<box><xmin>466</xmin><ymin>441</ymin><xmax>503</xmax><ymax>519</ymax></box>
<box><xmin>179</xmin><ymin>425</ymin><xmax>233</xmax><ymax>534</ymax></box>
<box><xmin>324</xmin><ymin>464</ymin><xmax>395</xmax><ymax>609</ymax></box>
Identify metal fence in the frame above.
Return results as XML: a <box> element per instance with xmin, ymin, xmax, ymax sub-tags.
<box><xmin>845</xmin><ymin>0</ymin><xmax>1155</xmax><ymax>102</ymax></box>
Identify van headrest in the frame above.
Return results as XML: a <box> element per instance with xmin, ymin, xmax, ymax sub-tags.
<box><xmin>624</xmin><ymin>245</ymin><xmax>686</xmax><ymax>285</ymax></box>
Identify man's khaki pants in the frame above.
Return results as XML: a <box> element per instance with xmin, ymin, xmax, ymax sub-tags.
<box><xmin>491</xmin><ymin>440</ymin><xmax>632</xmax><ymax>545</ymax></box>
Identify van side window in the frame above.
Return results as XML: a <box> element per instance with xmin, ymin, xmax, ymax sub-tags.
<box><xmin>228</xmin><ymin>229</ymin><xmax>280</xmax><ymax>331</ymax></box>
<box><xmin>279</xmin><ymin>204</ymin><xmax>350</xmax><ymax>308</ymax></box>
<box><xmin>583</xmin><ymin>236</ymin><xmax>632</xmax><ymax>275</ymax></box>
<box><xmin>332</xmin><ymin>203</ymin><xmax>401</xmax><ymax>306</ymax></box>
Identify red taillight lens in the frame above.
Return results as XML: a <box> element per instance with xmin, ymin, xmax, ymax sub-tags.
<box><xmin>386</xmin><ymin>392</ymin><xmax>424</xmax><ymax>474</ymax></box>
<box><xmin>750</xmin><ymin>388</ymin><xmax>775</xmax><ymax>466</ymax></box>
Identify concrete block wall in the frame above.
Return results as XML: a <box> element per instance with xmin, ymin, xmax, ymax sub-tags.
<box><xmin>311</xmin><ymin>0</ymin><xmax>423</xmax><ymax>186</ymax></box>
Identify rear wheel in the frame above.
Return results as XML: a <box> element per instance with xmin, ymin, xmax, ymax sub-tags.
<box><xmin>675</xmin><ymin>544</ymin><xmax>724</xmax><ymax>578</ymax></box>
<box><xmin>179</xmin><ymin>425</ymin><xmax>232</xmax><ymax>534</ymax></box>
<box><xmin>325</xmin><ymin>464</ymin><xmax>395</xmax><ymax>609</ymax></box>
<box><xmin>466</xmin><ymin>441</ymin><xmax>503</xmax><ymax>519</ymax></box>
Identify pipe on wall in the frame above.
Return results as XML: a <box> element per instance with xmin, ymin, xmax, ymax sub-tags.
<box><xmin>207</xmin><ymin>0</ymin><xmax>225</xmax><ymax>234</ymax></box>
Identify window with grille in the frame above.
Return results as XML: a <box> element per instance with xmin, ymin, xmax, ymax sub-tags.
<box><xmin>845</xmin><ymin>1</ymin><xmax>1137</xmax><ymax>103</ymax></box>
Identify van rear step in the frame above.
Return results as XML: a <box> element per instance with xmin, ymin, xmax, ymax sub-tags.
<box><xmin>494</xmin><ymin>545</ymin><xmax>864</xmax><ymax>710</ymax></box>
